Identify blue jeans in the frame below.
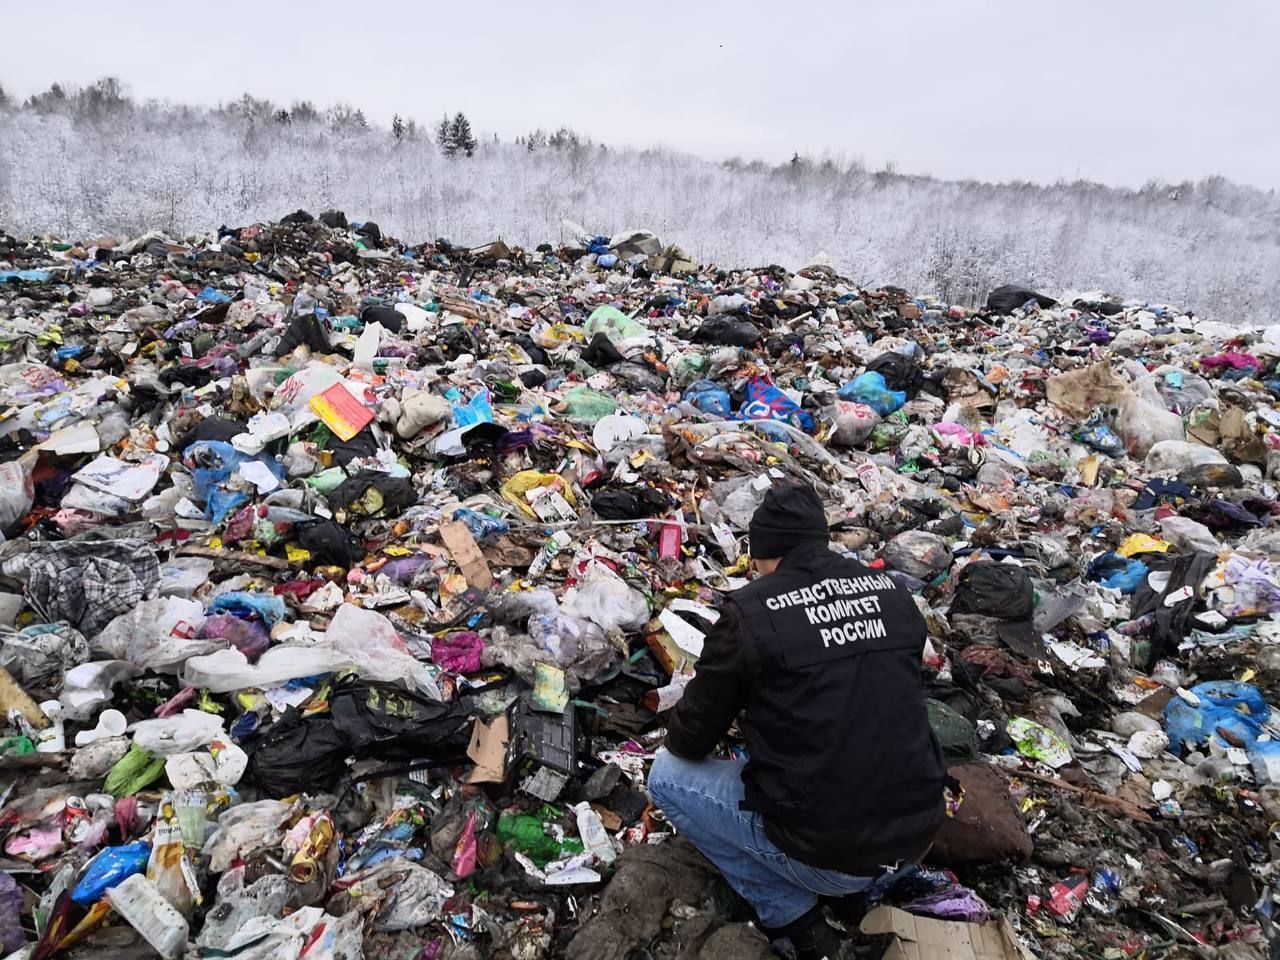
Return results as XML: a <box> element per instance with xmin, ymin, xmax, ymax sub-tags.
<box><xmin>647</xmin><ymin>749</ymin><xmax>899</xmax><ymax>928</ymax></box>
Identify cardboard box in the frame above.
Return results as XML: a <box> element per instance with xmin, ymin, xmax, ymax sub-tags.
<box><xmin>860</xmin><ymin>907</ymin><xmax>1034</xmax><ymax>960</ymax></box>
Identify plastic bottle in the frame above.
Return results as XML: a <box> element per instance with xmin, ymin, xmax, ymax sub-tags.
<box><xmin>104</xmin><ymin>874</ymin><xmax>189</xmax><ymax>959</ymax></box>
<box><xmin>573</xmin><ymin>803</ymin><xmax>617</xmax><ymax>864</ymax></box>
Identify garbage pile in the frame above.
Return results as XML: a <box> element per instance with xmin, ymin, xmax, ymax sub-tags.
<box><xmin>1</xmin><ymin>212</ymin><xmax>1280</xmax><ymax>959</ymax></box>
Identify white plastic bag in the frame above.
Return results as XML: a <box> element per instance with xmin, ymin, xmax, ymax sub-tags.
<box><xmin>1116</xmin><ymin>382</ymin><xmax>1184</xmax><ymax>458</ymax></box>
<box><xmin>92</xmin><ymin>597</ymin><xmax>215</xmax><ymax>670</ymax></box>
<box><xmin>0</xmin><ymin>459</ymin><xmax>34</xmax><ymax>532</ymax></box>
<box><xmin>130</xmin><ymin>709</ymin><xmax>226</xmax><ymax>756</ymax></box>
<box><xmin>1144</xmin><ymin>439</ymin><xmax>1228</xmax><ymax>474</ymax></box>
<box><xmin>324</xmin><ymin>604</ymin><xmax>440</xmax><ymax>698</ymax></box>
<box><xmin>1158</xmin><ymin>515</ymin><xmax>1220</xmax><ymax>553</ymax></box>
<box><xmin>564</xmin><ymin>574</ymin><xmax>650</xmax><ymax>633</ymax></box>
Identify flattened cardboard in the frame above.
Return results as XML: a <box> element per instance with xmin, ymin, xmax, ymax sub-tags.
<box><xmin>860</xmin><ymin>906</ymin><xmax>1033</xmax><ymax>960</ymax></box>
<box><xmin>465</xmin><ymin>714</ymin><xmax>509</xmax><ymax>784</ymax></box>
<box><xmin>439</xmin><ymin>520</ymin><xmax>494</xmax><ymax>589</ymax></box>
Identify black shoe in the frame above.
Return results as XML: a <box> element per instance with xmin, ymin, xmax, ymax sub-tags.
<box><xmin>763</xmin><ymin>905</ymin><xmax>843</xmax><ymax>960</ymax></box>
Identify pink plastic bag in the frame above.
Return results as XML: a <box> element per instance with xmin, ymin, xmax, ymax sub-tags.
<box><xmin>431</xmin><ymin>631</ymin><xmax>484</xmax><ymax>673</ymax></box>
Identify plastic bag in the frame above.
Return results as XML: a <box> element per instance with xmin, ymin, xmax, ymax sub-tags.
<box><xmin>500</xmin><ymin>470</ymin><xmax>577</xmax><ymax>519</ymax></box>
<box><xmin>451</xmin><ymin>507</ymin><xmax>510</xmax><ymax>542</ymax></box>
<box><xmin>739</xmin><ymin>376</ymin><xmax>814</xmax><ymax>432</ymax></box>
<box><xmin>1112</xmin><ymin>380</ymin><xmax>1185</xmax><ymax>458</ymax></box>
<box><xmin>449</xmin><ymin>388</ymin><xmax>494</xmax><ymax>427</ymax></box>
<box><xmin>527</xmin><ymin>613</ymin><xmax>619</xmax><ymax>687</ymax></box>
<box><xmin>0</xmin><ymin>459</ymin><xmax>34</xmax><ymax>532</ymax></box>
<box><xmin>71</xmin><ymin>840</ymin><xmax>151</xmax><ymax>904</ymax></box>
<box><xmin>131</xmin><ymin>709</ymin><xmax>226</xmax><ymax>756</ymax></box>
<box><xmin>208</xmin><ymin>591</ymin><xmax>287</xmax><ymax>627</ymax></box>
<box><xmin>584</xmin><ymin>304</ymin><xmax>650</xmax><ymax>346</ymax></box>
<box><xmin>883</xmin><ymin>530</ymin><xmax>953</xmax><ymax>581</ymax></box>
<box><xmin>329</xmin><ymin>674</ymin><xmax>470</xmax><ymax>762</ymax></box>
<box><xmin>157</xmin><ymin>557</ymin><xmax>214</xmax><ymax>598</ymax></box>
<box><xmin>1143</xmin><ymin>439</ymin><xmax>1226</xmax><ymax>474</ymax></box>
<box><xmin>838</xmin><ymin>371</ymin><xmax>907</xmax><ymax>416</ymax></box>
<box><xmin>92</xmin><ymin>597</ymin><xmax>215</xmax><ymax>671</ymax></box>
<box><xmin>683</xmin><ymin>380</ymin><xmax>732</xmax><ymax>416</ymax></box>
<box><xmin>1164</xmin><ymin>681</ymin><xmax>1270</xmax><ymax>756</ymax></box>
<box><xmin>201</xmin><ymin>614</ymin><xmax>270</xmax><ymax>660</ymax></box>
<box><xmin>325</xmin><ymin>603</ymin><xmax>441</xmax><ymax>697</ymax></box>
<box><xmin>564</xmin><ymin>575</ymin><xmax>650</xmax><ymax>634</ymax></box>
<box><xmin>0</xmin><ymin>622</ymin><xmax>89</xmax><ymax>687</ymax></box>
<box><xmin>1157</xmin><ymin>515</ymin><xmax>1220</xmax><ymax>554</ymax></box>
<box><xmin>1007</xmin><ymin>717</ymin><xmax>1072</xmax><ymax>768</ymax></box>
<box><xmin>561</xmin><ymin>386</ymin><xmax>619</xmax><ymax>423</ymax></box>
<box><xmin>828</xmin><ymin>401</ymin><xmax>881</xmax><ymax>446</ymax></box>
<box><xmin>203</xmin><ymin>800</ymin><xmax>295</xmax><ymax>873</ymax></box>
<box><xmin>105</xmin><ymin>744</ymin><xmax>166</xmax><ymax>797</ymax></box>
<box><xmin>431</xmin><ymin>631</ymin><xmax>484</xmax><ymax>673</ymax></box>
<box><xmin>247</xmin><ymin>708</ymin><xmax>350</xmax><ymax>798</ymax></box>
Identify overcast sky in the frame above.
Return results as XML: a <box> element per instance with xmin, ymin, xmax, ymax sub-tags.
<box><xmin>7</xmin><ymin>0</ymin><xmax>1279</xmax><ymax>190</ymax></box>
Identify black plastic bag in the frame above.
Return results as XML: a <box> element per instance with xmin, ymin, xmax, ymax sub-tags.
<box><xmin>247</xmin><ymin>708</ymin><xmax>350</xmax><ymax>797</ymax></box>
<box><xmin>324</xmin><ymin>427</ymin><xmax>378</xmax><ymax>468</ymax></box>
<box><xmin>1129</xmin><ymin>551</ymin><xmax>1217</xmax><ymax>665</ymax></box>
<box><xmin>689</xmin><ymin>317</ymin><xmax>762</xmax><ymax>347</ymax></box>
<box><xmin>515</xmin><ymin>335</ymin><xmax>551</xmax><ymax>366</ymax></box>
<box><xmin>591</xmin><ymin>487</ymin><xmax>668</xmax><ymax>520</ymax></box>
<box><xmin>274</xmin><ymin>314</ymin><xmax>330</xmax><ymax>357</ymax></box>
<box><xmin>359</xmin><ymin>303</ymin><xmax>404</xmax><ymax>334</ymax></box>
<box><xmin>867</xmin><ymin>351</ymin><xmax>923</xmax><ymax>398</ymax></box>
<box><xmin>581</xmin><ymin>332</ymin><xmax>624</xmax><ymax>368</ymax></box>
<box><xmin>950</xmin><ymin>562</ymin><xmax>1040</xmax><ymax>658</ymax></box>
<box><xmin>328</xmin><ymin>470</ymin><xmax>418</xmax><ymax>519</ymax></box>
<box><xmin>330</xmin><ymin>676</ymin><xmax>471</xmax><ymax>762</ymax></box>
<box><xmin>985</xmin><ymin>284</ymin><xmax>1056</xmax><ymax>314</ymax></box>
<box><xmin>298</xmin><ymin>519</ymin><xmax>363</xmax><ymax>567</ymax></box>
<box><xmin>950</xmin><ymin>562</ymin><xmax>1033</xmax><ymax>621</ymax></box>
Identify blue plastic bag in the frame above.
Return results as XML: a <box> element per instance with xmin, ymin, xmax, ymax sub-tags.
<box><xmin>597</xmin><ymin>254</ymin><xmax>619</xmax><ymax>269</ymax></box>
<box><xmin>452</xmin><ymin>507</ymin><xmax>510</xmax><ymax>542</ymax></box>
<box><xmin>448</xmin><ymin>388</ymin><xmax>494</xmax><ymax>427</ymax></box>
<box><xmin>838</xmin><ymin>372</ymin><xmax>907</xmax><ymax>416</ymax></box>
<box><xmin>208</xmin><ymin>591</ymin><xmax>288</xmax><ymax>627</ymax></box>
<box><xmin>1164</xmin><ymin>681</ymin><xmax>1271</xmax><ymax>756</ymax></box>
<box><xmin>71</xmin><ymin>841</ymin><xmax>151</xmax><ymax>904</ymax></box>
<box><xmin>186</xmin><ymin>441</ymin><xmax>284</xmax><ymax>523</ymax></box>
<box><xmin>738</xmin><ymin>377</ymin><xmax>814</xmax><ymax>433</ymax></box>
<box><xmin>1087</xmin><ymin>553</ymin><xmax>1148</xmax><ymax>595</ymax></box>
<box><xmin>683</xmin><ymin>380</ymin><xmax>732</xmax><ymax>416</ymax></box>
<box><xmin>1074</xmin><ymin>422</ymin><xmax>1124</xmax><ymax>456</ymax></box>
<box><xmin>196</xmin><ymin>286</ymin><xmax>232</xmax><ymax>304</ymax></box>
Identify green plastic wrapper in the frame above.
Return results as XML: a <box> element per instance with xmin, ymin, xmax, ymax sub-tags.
<box><xmin>0</xmin><ymin>736</ymin><xmax>34</xmax><ymax>756</ymax></box>
<box><xmin>104</xmin><ymin>744</ymin><xmax>166</xmax><ymax>797</ymax></box>
<box><xmin>870</xmin><ymin>410</ymin><xmax>909</xmax><ymax>451</ymax></box>
<box><xmin>584</xmin><ymin>305</ymin><xmax>648</xmax><ymax>342</ymax></box>
<box><xmin>497</xmin><ymin>809</ymin><xmax>584</xmax><ymax>868</ymax></box>
<box><xmin>561</xmin><ymin>386</ymin><xmax>618</xmax><ymax>424</ymax></box>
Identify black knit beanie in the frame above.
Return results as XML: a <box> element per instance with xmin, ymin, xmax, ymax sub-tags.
<box><xmin>748</xmin><ymin>483</ymin><xmax>830</xmax><ymax>559</ymax></box>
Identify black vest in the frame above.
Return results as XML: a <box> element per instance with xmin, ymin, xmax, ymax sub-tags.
<box><xmin>731</xmin><ymin>541</ymin><xmax>946</xmax><ymax>873</ymax></box>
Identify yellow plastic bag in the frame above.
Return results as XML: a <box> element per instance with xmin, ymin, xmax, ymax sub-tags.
<box><xmin>500</xmin><ymin>471</ymin><xmax>576</xmax><ymax>519</ymax></box>
<box><xmin>1117</xmin><ymin>533</ymin><xmax>1171</xmax><ymax>558</ymax></box>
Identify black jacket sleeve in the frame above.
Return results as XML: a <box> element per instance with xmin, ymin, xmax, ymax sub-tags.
<box><xmin>663</xmin><ymin>603</ymin><xmax>752</xmax><ymax>759</ymax></box>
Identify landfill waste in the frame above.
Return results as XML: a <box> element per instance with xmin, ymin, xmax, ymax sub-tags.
<box><xmin>0</xmin><ymin>211</ymin><xmax>1279</xmax><ymax>959</ymax></box>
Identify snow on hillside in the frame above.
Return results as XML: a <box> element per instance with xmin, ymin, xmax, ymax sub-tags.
<box><xmin>2</xmin><ymin>97</ymin><xmax>1278</xmax><ymax>323</ymax></box>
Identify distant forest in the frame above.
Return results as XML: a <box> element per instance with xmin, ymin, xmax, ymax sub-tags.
<box><xmin>2</xmin><ymin>78</ymin><xmax>1278</xmax><ymax>324</ymax></box>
